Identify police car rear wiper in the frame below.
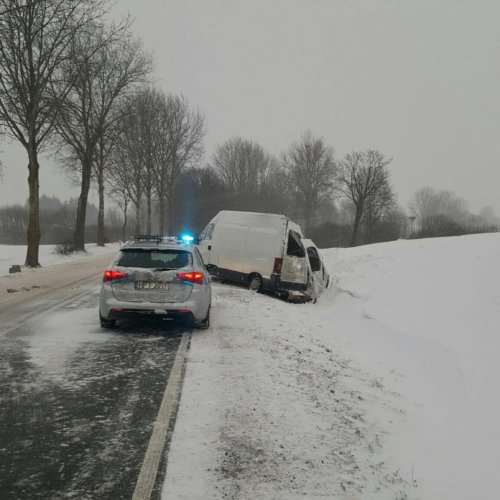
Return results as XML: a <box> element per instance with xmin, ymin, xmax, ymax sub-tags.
<box><xmin>154</xmin><ymin>267</ymin><xmax>176</xmax><ymax>271</ymax></box>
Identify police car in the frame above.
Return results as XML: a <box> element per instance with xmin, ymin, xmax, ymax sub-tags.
<box><xmin>99</xmin><ymin>234</ymin><xmax>211</xmax><ymax>328</ymax></box>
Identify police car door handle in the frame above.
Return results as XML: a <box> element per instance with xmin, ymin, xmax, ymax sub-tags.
<box><xmin>208</xmin><ymin>245</ymin><xmax>212</xmax><ymax>250</ymax></box>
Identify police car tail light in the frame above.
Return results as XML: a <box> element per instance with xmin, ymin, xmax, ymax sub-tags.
<box><xmin>103</xmin><ymin>270</ymin><xmax>128</xmax><ymax>282</ymax></box>
<box><xmin>177</xmin><ymin>272</ymin><xmax>204</xmax><ymax>285</ymax></box>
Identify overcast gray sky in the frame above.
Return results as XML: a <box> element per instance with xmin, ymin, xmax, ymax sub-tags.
<box><xmin>1</xmin><ymin>0</ymin><xmax>499</xmax><ymax>213</ymax></box>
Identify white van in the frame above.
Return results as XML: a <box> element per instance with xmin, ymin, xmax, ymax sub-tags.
<box><xmin>197</xmin><ymin>211</ymin><xmax>311</xmax><ymax>299</ymax></box>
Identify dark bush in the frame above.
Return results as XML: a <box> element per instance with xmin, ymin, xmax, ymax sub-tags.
<box><xmin>53</xmin><ymin>240</ymin><xmax>75</xmax><ymax>255</ymax></box>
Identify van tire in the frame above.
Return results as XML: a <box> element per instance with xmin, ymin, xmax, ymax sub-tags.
<box><xmin>248</xmin><ymin>273</ymin><xmax>263</xmax><ymax>293</ymax></box>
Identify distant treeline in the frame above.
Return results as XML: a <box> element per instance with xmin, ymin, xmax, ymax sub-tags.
<box><xmin>0</xmin><ymin>196</ymin><xmax>116</xmax><ymax>245</ymax></box>
<box><xmin>1</xmin><ymin>178</ymin><xmax>498</xmax><ymax>248</ymax></box>
<box><xmin>0</xmin><ymin>0</ymin><xmax>497</xmax><ymax>265</ymax></box>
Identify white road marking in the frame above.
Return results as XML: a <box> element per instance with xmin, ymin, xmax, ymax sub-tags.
<box><xmin>132</xmin><ymin>331</ymin><xmax>191</xmax><ymax>500</ymax></box>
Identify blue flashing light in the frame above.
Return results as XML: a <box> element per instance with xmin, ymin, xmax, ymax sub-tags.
<box><xmin>180</xmin><ymin>234</ymin><xmax>195</xmax><ymax>243</ymax></box>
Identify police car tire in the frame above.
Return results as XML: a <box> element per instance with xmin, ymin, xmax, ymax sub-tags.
<box><xmin>198</xmin><ymin>307</ymin><xmax>210</xmax><ymax>329</ymax></box>
<box><xmin>99</xmin><ymin>312</ymin><xmax>116</xmax><ymax>328</ymax></box>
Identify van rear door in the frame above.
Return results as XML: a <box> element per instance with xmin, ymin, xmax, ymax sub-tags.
<box><xmin>280</xmin><ymin>229</ymin><xmax>308</xmax><ymax>285</ymax></box>
<box><xmin>305</xmin><ymin>244</ymin><xmax>328</xmax><ymax>296</ymax></box>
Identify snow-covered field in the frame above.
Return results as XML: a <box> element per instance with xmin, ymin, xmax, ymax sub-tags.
<box><xmin>163</xmin><ymin>233</ymin><xmax>500</xmax><ymax>499</ymax></box>
<box><xmin>0</xmin><ymin>243</ymin><xmax>120</xmax><ymax>276</ymax></box>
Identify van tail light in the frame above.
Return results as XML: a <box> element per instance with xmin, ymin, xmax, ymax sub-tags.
<box><xmin>273</xmin><ymin>257</ymin><xmax>283</xmax><ymax>275</ymax></box>
<box><xmin>103</xmin><ymin>270</ymin><xmax>128</xmax><ymax>282</ymax></box>
<box><xmin>177</xmin><ymin>272</ymin><xmax>204</xmax><ymax>285</ymax></box>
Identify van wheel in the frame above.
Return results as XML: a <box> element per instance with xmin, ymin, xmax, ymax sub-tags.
<box><xmin>248</xmin><ymin>273</ymin><xmax>263</xmax><ymax>293</ymax></box>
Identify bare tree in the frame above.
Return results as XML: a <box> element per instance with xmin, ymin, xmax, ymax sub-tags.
<box><xmin>479</xmin><ymin>206</ymin><xmax>496</xmax><ymax>227</ymax></box>
<box><xmin>107</xmin><ymin>89</ymin><xmax>159</xmax><ymax>235</ymax></box>
<box><xmin>409</xmin><ymin>186</ymin><xmax>468</xmax><ymax>234</ymax></box>
<box><xmin>107</xmin><ymin>170</ymin><xmax>132</xmax><ymax>242</ymax></box>
<box><xmin>211</xmin><ymin>137</ymin><xmax>273</xmax><ymax>194</ymax></box>
<box><xmin>335</xmin><ymin>149</ymin><xmax>393</xmax><ymax>246</ymax></box>
<box><xmin>362</xmin><ymin>181</ymin><xmax>397</xmax><ymax>242</ymax></box>
<box><xmin>54</xmin><ymin>22</ymin><xmax>151</xmax><ymax>250</ymax></box>
<box><xmin>408</xmin><ymin>186</ymin><xmax>438</xmax><ymax>225</ymax></box>
<box><xmin>0</xmin><ymin>0</ymin><xmax>101</xmax><ymax>265</ymax></box>
<box><xmin>134</xmin><ymin>88</ymin><xmax>163</xmax><ymax>235</ymax></box>
<box><xmin>153</xmin><ymin>94</ymin><xmax>205</xmax><ymax>233</ymax></box>
<box><xmin>283</xmin><ymin>131</ymin><xmax>336</xmax><ymax>233</ymax></box>
<box><xmin>152</xmin><ymin>93</ymin><xmax>173</xmax><ymax>234</ymax></box>
<box><xmin>108</xmin><ymin>102</ymin><xmax>145</xmax><ymax>235</ymax></box>
<box><xmin>94</xmin><ymin>129</ymin><xmax>117</xmax><ymax>245</ymax></box>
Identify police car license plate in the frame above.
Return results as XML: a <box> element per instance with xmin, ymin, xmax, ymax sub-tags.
<box><xmin>135</xmin><ymin>281</ymin><xmax>169</xmax><ymax>290</ymax></box>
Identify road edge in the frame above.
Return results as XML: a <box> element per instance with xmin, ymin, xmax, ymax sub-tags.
<box><xmin>132</xmin><ymin>331</ymin><xmax>191</xmax><ymax>500</ymax></box>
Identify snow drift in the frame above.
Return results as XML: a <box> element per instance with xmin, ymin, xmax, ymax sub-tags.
<box><xmin>163</xmin><ymin>233</ymin><xmax>500</xmax><ymax>499</ymax></box>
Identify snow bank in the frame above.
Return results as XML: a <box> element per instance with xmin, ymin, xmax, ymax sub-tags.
<box><xmin>163</xmin><ymin>232</ymin><xmax>500</xmax><ymax>499</ymax></box>
<box><xmin>0</xmin><ymin>243</ymin><xmax>120</xmax><ymax>275</ymax></box>
<box><xmin>319</xmin><ymin>233</ymin><xmax>500</xmax><ymax>499</ymax></box>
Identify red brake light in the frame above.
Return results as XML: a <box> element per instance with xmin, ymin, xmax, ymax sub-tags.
<box><xmin>273</xmin><ymin>257</ymin><xmax>283</xmax><ymax>274</ymax></box>
<box><xmin>103</xmin><ymin>270</ymin><xmax>128</xmax><ymax>282</ymax></box>
<box><xmin>176</xmin><ymin>272</ymin><xmax>204</xmax><ymax>285</ymax></box>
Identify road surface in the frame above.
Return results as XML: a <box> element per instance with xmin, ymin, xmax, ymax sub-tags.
<box><xmin>0</xmin><ymin>254</ymin><xmax>189</xmax><ymax>499</ymax></box>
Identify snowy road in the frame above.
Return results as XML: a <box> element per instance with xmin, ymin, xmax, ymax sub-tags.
<box><xmin>0</xmin><ymin>255</ymin><xmax>188</xmax><ymax>499</ymax></box>
<box><xmin>3</xmin><ymin>234</ymin><xmax>498</xmax><ymax>499</ymax></box>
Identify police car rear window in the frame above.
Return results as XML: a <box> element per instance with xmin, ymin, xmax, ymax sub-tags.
<box><xmin>117</xmin><ymin>249</ymin><xmax>192</xmax><ymax>269</ymax></box>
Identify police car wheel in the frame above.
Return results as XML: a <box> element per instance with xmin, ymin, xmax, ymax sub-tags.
<box><xmin>99</xmin><ymin>312</ymin><xmax>116</xmax><ymax>329</ymax></box>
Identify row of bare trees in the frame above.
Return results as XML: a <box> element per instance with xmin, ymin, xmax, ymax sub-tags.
<box><xmin>105</xmin><ymin>88</ymin><xmax>205</xmax><ymax>239</ymax></box>
<box><xmin>209</xmin><ymin>132</ymin><xmax>396</xmax><ymax>246</ymax></box>
<box><xmin>408</xmin><ymin>187</ymin><xmax>498</xmax><ymax>238</ymax></box>
<box><xmin>2</xmin><ymin>2</ymin><xmax>489</xmax><ymax>260</ymax></box>
<box><xmin>0</xmin><ymin>0</ymin><xmax>152</xmax><ymax>265</ymax></box>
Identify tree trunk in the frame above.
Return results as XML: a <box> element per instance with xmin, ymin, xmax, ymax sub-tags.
<box><xmin>158</xmin><ymin>196</ymin><xmax>165</xmax><ymax>234</ymax></box>
<box><xmin>73</xmin><ymin>156</ymin><xmax>93</xmax><ymax>251</ymax></box>
<box><xmin>122</xmin><ymin>206</ymin><xmax>128</xmax><ymax>241</ymax></box>
<box><xmin>146</xmin><ymin>186</ymin><xmax>152</xmax><ymax>235</ymax></box>
<box><xmin>350</xmin><ymin>207</ymin><xmax>363</xmax><ymax>247</ymax></box>
<box><xmin>96</xmin><ymin>166</ymin><xmax>106</xmax><ymax>246</ymax></box>
<box><xmin>25</xmin><ymin>143</ymin><xmax>41</xmax><ymax>267</ymax></box>
<box><xmin>134</xmin><ymin>198</ymin><xmax>141</xmax><ymax>234</ymax></box>
<box><xmin>166</xmin><ymin>189</ymin><xmax>174</xmax><ymax>234</ymax></box>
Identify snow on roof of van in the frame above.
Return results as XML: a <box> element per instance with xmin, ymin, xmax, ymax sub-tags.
<box><xmin>216</xmin><ymin>210</ymin><xmax>289</xmax><ymax>229</ymax></box>
<box><xmin>218</xmin><ymin>210</ymin><xmax>286</xmax><ymax>219</ymax></box>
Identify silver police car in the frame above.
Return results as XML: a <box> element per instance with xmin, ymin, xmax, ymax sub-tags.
<box><xmin>99</xmin><ymin>235</ymin><xmax>211</xmax><ymax>328</ymax></box>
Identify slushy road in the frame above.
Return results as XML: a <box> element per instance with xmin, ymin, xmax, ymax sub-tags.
<box><xmin>0</xmin><ymin>255</ymin><xmax>189</xmax><ymax>499</ymax></box>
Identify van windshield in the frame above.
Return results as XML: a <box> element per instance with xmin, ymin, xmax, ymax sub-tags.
<box><xmin>286</xmin><ymin>231</ymin><xmax>305</xmax><ymax>258</ymax></box>
<box><xmin>199</xmin><ymin>223</ymin><xmax>214</xmax><ymax>240</ymax></box>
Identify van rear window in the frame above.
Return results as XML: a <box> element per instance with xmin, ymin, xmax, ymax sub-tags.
<box><xmin>287</xmin><ymin>231</ymin><xmax>305</xmax><ymax>258</ymax></box>
<box><xmin>307</xmin><ymin>247</ymin><xmax>321</xmax><ymax>272</ymax></box>
<box><xmin>117</xmin><ymin>249</ymin><xmax>192</xmax><ymax>269</ymax></box>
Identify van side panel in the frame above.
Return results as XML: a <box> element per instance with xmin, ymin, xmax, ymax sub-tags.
<box><xmin>215</xmin><ymin>221</ymin><xmax>247</xmax><ymax>273</ymax></box>
<box><xmin>243</xmin><ymin>214</ymin><xmax>287</xmax><ymax>279</ymax></box>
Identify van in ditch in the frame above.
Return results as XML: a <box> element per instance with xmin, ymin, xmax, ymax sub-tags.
<box><xmin>197</xmin><ymin>210</ymin><xmax>313</xmax><ymax>300</ymax></box>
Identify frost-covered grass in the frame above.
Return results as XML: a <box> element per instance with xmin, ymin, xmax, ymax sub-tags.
<box><xmin>0</xmin><ymin>243</ymin><xmax>120</xmax><ymax>275</ymax></box>
<box><xmin>163</xmin><ymin>232</ymin><xmax>500</xmax><ymax>499</ymax></box>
